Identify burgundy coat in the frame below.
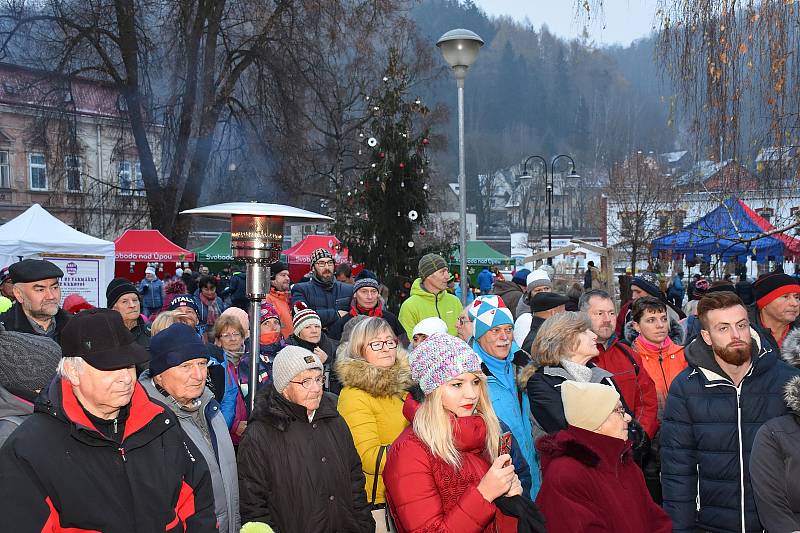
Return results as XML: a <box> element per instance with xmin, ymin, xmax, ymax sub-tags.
<box><xmin>536</xmin><ymin>426</ymin><xmax>671</xmax><ymax>533</ymax></box>
<box><xmin>383</xmin><ymin>414</ymin><xmax>517</xmax><ymax>533</ymax></box>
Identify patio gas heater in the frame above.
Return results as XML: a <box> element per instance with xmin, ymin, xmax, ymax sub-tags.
<box><xmin>181</xmin><ymin>202</ymin><xmax>333</xmax><ymax>412</ymax></box>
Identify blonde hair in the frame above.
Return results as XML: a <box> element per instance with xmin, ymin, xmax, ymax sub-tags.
<box><xmin>413</xmin><ymin>374</ymin><xmax>501</xmax><ymax>468</ymax></box>
<box><xmin>348</xmin><ymin>317</ymin><xmax>406</xmax><ymax>360</ymax></box>
<box><xmin>150</xmin><ymin>310</ymin><xmax>196</xmax><ymax>336</ymax></box>
<box><xmin>213</xmin><ymin>313</ymin><xmax>247</xmax><ymax>340</ymax></box>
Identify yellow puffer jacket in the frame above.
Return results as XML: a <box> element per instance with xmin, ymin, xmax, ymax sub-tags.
<box><xmin>335</xmin><ymin>352</ymin><xmax>413</xmax><ymax>504</ymax></box>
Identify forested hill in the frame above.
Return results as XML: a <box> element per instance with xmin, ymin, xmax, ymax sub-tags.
<box><xmin>410</xmin><ymin>0</ymin><xmax>679</xmax><ymax>180</ymax></box>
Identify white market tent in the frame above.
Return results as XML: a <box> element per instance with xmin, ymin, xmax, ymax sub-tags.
<box><xmin>0</xmin><ymin>204</ymin><xmax>115</xmax><ymax>307</ymax></box>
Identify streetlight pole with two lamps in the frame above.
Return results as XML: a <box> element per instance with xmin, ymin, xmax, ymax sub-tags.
<box><xmin>519</xmin><ymin>154</ymin><xmax>580</xmax><ymax>265</ymax></box>
<box><xmin>436</xmin><ymin>28</ymin><xmax>483</xmax><ymax>305</ymax></box>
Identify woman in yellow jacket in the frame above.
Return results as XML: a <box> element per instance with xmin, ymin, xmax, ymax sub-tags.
<box><xmin>336</xmin><ymin>317</ymin><xmax>413</xmax><ymax>523</ymax></box>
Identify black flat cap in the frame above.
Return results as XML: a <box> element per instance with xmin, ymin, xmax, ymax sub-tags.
<box><xmin>531</xmin><ymin>292</ymin><xmax>570</xmax><ymax>313</ymax></box>
<box><xmin>9</xmin><ymin>259</ymin><xmax>64</xmax><ymax>283</ymax></box>
<box><xmin>60</xmin><ymin>308</ymin><xmax>149</xmax><ymax>371</ymax></box>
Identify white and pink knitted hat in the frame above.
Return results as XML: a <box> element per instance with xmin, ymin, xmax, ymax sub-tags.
<box><xmin>409</xmin><ymin>333</ymin><xmax>482</xmax><ymax>394</ymax></box>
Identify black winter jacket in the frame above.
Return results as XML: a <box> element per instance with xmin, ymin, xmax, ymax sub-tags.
<box><xmin>291</xmin><ymin>277</ymin><xmax>353</xmax><ymax>329</ymax></box>
<box><xmin>750</xmin><ymin>375</ymin><xmax>800</xmax><ymax>532</ymax></box>
<box><xmin>237</xmin><ymin>386</ymin><xmax>374</xmax><ymax>533</ymax></box>
<box><xmin>0</xmin><ymin>303</ymin><xmax>70</xmax><ymax>344</ymax></box>
<box><xmin>661</xmin><ymin>335</ymin><xmax>800</xmax><ymax>533</ymax></box>
<box><xmin>0</xmin><ymin>377</ymin><xmax>217</xmax><ymax>532</ymax></box>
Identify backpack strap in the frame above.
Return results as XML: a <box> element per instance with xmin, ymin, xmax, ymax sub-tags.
<box><xmin>614</xmin><ymin>341</ymin><xmax>640</xmax><ymax>376</ymax></box>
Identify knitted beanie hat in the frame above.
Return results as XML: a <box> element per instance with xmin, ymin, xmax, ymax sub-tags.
<box><xmin>418</xmin><ymin>253</ymin><xmax>448</xmax><ymax>281</ymax></box>
<box><xmin>631</xmin><ymin>272</ymin><xmax>662</xmax><ymax>298</ymax></box>
<box><xmin>106</xmin><ymin>277</ymin><xmax>139</xmax><ymax>308</ymax></box>
<box><xmin>409</xmin><ymin>333</ymin><xmax>482</xmax><ymax>394</ymax></box>
<box><xmin>754</xmin><ymin>272</ymin><xmax>800</xmax><ymax>309</ymax></box>
<box><xmin>269</xmin><ymin>261</ymin><xmax>289</xmax><ymax>280</ymax></box>
<box><xmin>272</xmin><ymin>345</ymin><xmax>323</xmax><ymax>393</ymax></box>
<box><xmin>145</xmin><ymin>266</ymin><xmax>156</xmax><ymax>276</ymax></box>
<box><xmin>219</xmin><ymin>307</ymin><xmax>250</xmax><ymax>338</ymax></box>
<box><xmin>63</xmin><ymin>293</ymin><xmax>94</xmax><ymax>314</ymax></box>
<box><xmin>526</xmin><ymin>269</ymin><xmax>551</xmax><ymax>291</ymax></box>
<box><xmin>310</xmin><ymin>248</ymin><xmax>334</xmax><ymax>266</ymax></box>
<box><xmin>292</xmin><ymin>301</ymin><xmax>321</xmax><ymax>336</ymax></box>
<box><xmin>0</xmin><ymin>324</ymin><xmax>61</xmax><ymax>400</ymax></box>
<box><xmin>353</xmin><ymin>276</ymin><xmax>380</xmax><ymax>294</ymax></box>
<box><xmin>259</xmin><ymin>302</ymin><xmax>280</xmax><ymax>324</ymax></box>
<box><xmin>561</xmin><ymin>380</ymin><xmax>620</xmax><ymax>432</ymax></box>
<box><xmin>471</xmin><ymin>296</ymin><xmax>514</xmax><ymax>340</ymax></box>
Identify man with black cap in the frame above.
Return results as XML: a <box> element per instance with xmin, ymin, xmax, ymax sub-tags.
<box><xmin>265</xmin><ymin>260</ymin><xmax>293</xmax><ymax>339</ymax></box>
<box><xmin>748</xmin><ymin>271</ymin><xmax>800</xmax><ymax>352</ymax></box>
<box><xmin>519</xmin><ymin>292</ymin><xmax>570</xmax><ymax>354</ymax></box>
<box><xmin>0</xmin><ymin>258</ymin><xmax>71</xmax><ymax>343</ymax></box>
<box><xmin>291</xmin><ymin>248</ymin><xmax>353</xmax><ymax>330</ymax></box>
<box><xmin>0</xmin><ymin>308</ymin><xmax>217</xmax><ymax>531</ymax></box>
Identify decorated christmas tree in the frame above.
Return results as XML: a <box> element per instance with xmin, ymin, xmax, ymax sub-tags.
<box><xmin>334</xmin><ymin>50</ymin><xmax>431</xmax><ymax>310</ymax></box>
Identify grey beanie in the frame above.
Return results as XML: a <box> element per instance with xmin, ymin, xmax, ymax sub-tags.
<box><xmin>0</xmin><ymin>324</ymin><xmax>61</xmax><ymax>399</ymax></box>
<box><xmin>272</xmin><ymin>345</ymin><xmax>324</xmax><ymax>393</ymax></box>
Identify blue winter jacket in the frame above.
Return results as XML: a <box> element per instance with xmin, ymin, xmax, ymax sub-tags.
<box><xmin>661</xmin><ymin>334</ymin><xmax>800</xmax><ymax>533</ymax></box>
<box><xmin>290</xmin><ymin>276</ymin><xmax>353</xmax><ymax>329</ymax></box>
<box><xmin>473</xmin><ymin>342</ymin><xmax>541</xmax><ymax>498</ymax></box>
<box><xmin>477</xmin><ymin>268</ymin><xmax>493</xmax><ymax>294</ymax></box>
<box><xmin>138</xmin><ymin>277</ymin><xmax>164</xmax><ymax>310</ymax></box>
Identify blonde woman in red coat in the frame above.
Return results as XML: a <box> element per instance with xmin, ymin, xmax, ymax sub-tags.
<box><xmin>383</xmin><ymin>333</ymin><xmax>521</xmax><ymax>533</ymax></box>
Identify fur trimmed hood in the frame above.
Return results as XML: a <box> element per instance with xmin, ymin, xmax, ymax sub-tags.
<box><xmin>784</xmin><ymin>375</ymin><xmax>800</xmax><ymax>415</ymax></box>
<box><xmin>782</xmin><ymin>328</ymin><xmax>800</xmax><ymax>368</ymax></box>
<box><xmin>335</xmin><ymin>352</ymin><xmax>413</xmax><ymax>398</ymax></box>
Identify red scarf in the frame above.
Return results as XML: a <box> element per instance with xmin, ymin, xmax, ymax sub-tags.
<box><xmin>199</xmin><ymin>292</ymin><xmax>220</xmax><ymax>325</ymax></box>
<box><xmin>350</xmin><ymin>302</ymin><xmax>383</xmax><ymax>318</ymax></box>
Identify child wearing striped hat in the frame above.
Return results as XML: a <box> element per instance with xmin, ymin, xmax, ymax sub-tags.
<box><xmin>286</xmin><ymin>302</ymin><xmax>340</xmax><ymax>393</ymax></box>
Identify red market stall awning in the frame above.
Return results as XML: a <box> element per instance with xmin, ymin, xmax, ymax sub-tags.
<box><xmin>738</xmin><ymin>199</ymin><xmax>800</xmax><ymax>260</ymax></box>
<box><xmin>115</xmin><ymin>230</ymin><xmax>195</xmax><ymax>262</ymax></box>
<box><xmin>282</xmin><ymin>235</ymin><xmax>349</xmax><ymax>282</ymax></box>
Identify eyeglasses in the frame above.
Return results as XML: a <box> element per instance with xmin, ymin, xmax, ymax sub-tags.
<box><xmin>316</xmin><ymin>260</ymin><xmax>335</xmax><ymax>267</ymax></box>
<box><xmin>289</xmin><ymin>376</ymin><xmax>325</xmax><ymax>389</ymax></box>
<box><xmin>219</xmin><ymin>332</ymin><xmax>242</xmax><ymax>341</ymax></box>
<box><xmin>457</xmin><ymin>316</ymin><xmax>471</xmax><ymax>326</ymax></box>
<box><xmin>612</xmin><ymin>405</ymin><xmax>626</xmax><ymax>417</ymax></box>
<box><xmin>368</xmin><ymin>339</ymin><xmax>398</xmax><ymax>351</ymax></box>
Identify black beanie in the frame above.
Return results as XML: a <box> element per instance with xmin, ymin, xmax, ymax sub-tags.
<box><xmin>270</xmin><ymin>261</ymin><xmax>289</xmax><ymax>280</ymax></box>
<box><xmin>754</xmin><ymin>272</ymin><xmax>800</xmax><ymax>309</ymax></box>
<box><xmin>106</xmin><ymin>277</ymin><xmax>139</xmax><ymax>308</ymax></box>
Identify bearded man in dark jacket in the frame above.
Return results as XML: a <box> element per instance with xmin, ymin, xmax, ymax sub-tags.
<box><xmin>291</xmin><ymin>248</ymin><xmax>353</xmax><ymax>330</ymax></box>
<box><xmin>0</xmin><ymin>308</ymin><xmax>217</xmax><ymax>532</ymax></box>
<box><xmin>661</xmin><ymin>292</ymin><xmax>800</xmax><ymax>533</ymax></box>
<box><xmin>237</xmin><ymin>345</ymin><xmax>374</xmax><ymax>533</ymax></box>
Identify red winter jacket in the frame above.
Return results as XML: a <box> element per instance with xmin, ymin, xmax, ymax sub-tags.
<box><xmin>594</xmin><ymin>338</ymin><xmax>659</xmax><ymax>438</ymax></box>
<box><xmin>383</xmin><ymin>415</ymin><xmax>517</xmax><ymax>533</ymax></box>
<box><xmin>536</xmin><ymin>426</ymin><xmax>672</xmax><ymax>533</ymax></box>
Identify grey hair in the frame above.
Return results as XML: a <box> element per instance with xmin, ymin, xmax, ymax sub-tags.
<box><xmin>529</xmin><ymin>312</ymin><xmax>593</xmax><ymax>366</ymax></box>
<box><xmin>57</xmin><ymin>356</ymin><xmax>85</xmax><ymax>380</ymax></box>
<box><xmin>578</xmin><ymin>289</ymin><xmax>612</xmax><ymax>312</ymax></box>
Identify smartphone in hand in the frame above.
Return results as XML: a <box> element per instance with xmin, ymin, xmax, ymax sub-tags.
<box><xmin>499</xmin><ymin>431</ymin><xmax>513</xmax><ymax>466</ymax></box>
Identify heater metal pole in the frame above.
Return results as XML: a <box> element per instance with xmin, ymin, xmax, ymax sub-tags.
<box><xmin>246</xmin><ymin>261</ymin><xmax>271</xmax><ymax>414</ymax></box>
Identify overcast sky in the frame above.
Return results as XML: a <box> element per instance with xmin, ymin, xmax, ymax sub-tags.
<box><xmin>471</xmin><ymin>0</ymin><xmax>661</xmax><ymax>46</ymax></box>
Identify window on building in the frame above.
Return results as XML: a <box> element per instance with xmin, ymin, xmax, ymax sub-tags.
<box><xmin>134</xmin><ymin>161</ymin><xmax>144</xmax><ymax>195</ymax></box>
<box><xmin>0</xmin><ymin>151</ymin><xmax>9</xmax><ymax>189</ymax></box>
<box><xmin>65</xmin><ymin>155</ymin><xmax>81</xmax><ymax>192</ymax></box>
<box><xmin>29</xmin><ymin>153</ymin><xmax>47</xmax><ymax>191</ymax></box>
<box><xmin>118</xmin><ymin>160</ymin><xmax>132</xmax><ymax>194</ymax></box>
<box><xmin>673</xmin><ymin>210</ymin><xmax>686</xmax><ymax>230</ymax></box>
<box><xmin>792</xmin><ymin>207</ymin><xmax>800</xmax><ymax>235</ymax></box>
<box><xmin>657</xmin><ymin>211</ymin><xmax>671</xmax><ymax>232</ymax></box>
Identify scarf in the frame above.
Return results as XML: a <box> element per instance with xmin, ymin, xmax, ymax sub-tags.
<box><xmin>561</xmin><ymin>358</ymin><xmax>593</xmax><ymax>382</ymax></box>
<box><xmin>290</xmin><ymin>334</ymin><xmax>319</xmax><ymax>352</ymax></box>
<box><xmin>636</xmin><ymin>334</ymin><xmax>673</xmax><ymax>352</ymax></box>
<box><xmin>199</xmin><ymin>292</ymin><xmax>220</xmax><ymax>325</ymax></box>
<box><xmin>349</xmin><ymin>301</ymin><xmax>383</xmax><ymax>318</ymax></box>
<box><xmin>260</xmin><ymin>331</ymin><xmax>281</xmax><ymax>345</ymax></box>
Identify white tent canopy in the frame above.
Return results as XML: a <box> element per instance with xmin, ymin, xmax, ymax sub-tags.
<box><xmin>0</xmin><ymin>204</ymin><xmax>115</xmax><ymax>306</ymax></box>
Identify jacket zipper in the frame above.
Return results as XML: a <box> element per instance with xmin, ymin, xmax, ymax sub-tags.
<box><xmin>118</xmin><ymin>447</ymin><xmax>127</xmax><ymax>462</ymax></box>
<box><xmin>657</xmin><ymin>352</ymin><xmax>669</xmax><ymax>392</ymax></box>
<box><xmin>704</xmin><ymin>379</ymin><xmax>747</xmax><ymax>532</ymax></box>
<box><xmin>434</xmin><ymin>292</ymin><xmax>441</xmax><ymax>319</ymax></box>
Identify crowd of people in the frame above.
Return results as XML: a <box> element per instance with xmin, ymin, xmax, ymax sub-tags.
<box><xmin>1</xmin><ymin>250</ymin><xmax>800</xmax><ymax>532</ymax></box>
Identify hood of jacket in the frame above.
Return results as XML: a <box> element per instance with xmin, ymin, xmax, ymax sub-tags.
<box><xmin>684</xmin><ymin>329</ymin><xmax>768</xmax><ymax>384</ymax></box>
<box><xmin>251</xmin><ymin>384</ymin><xmax>339</xmax><ymax>432</ymax></box>
<box><xmin>335</xmin><ymin>352</ymin><xmax>412</xmax><ymax>397</ymax></box>
<box><xmin>782</xmin><ymin>328</ymin><xmax>800</xmax><ymax>368</ymax></box>
<box><xmin>624</xmin><ymin>315</ymin><xmax>685</xmax><ymax>346</ymax></box>
<box><xmin>783</xmin><ymin>375</ymin><xmax>800</xmax><ymax>415</ymax></box>
<box><xmin>0</xmin><ymin>382</ymin><xmax>33</xmax><ymax>418</ymax></box>
<box><xmin>492</xmin><ymin>280</ymin><xmax>522</xmax><ymax>299</ymax></box>
<box><xmin>536</xmin><ymin>425</ymin><xmax>632</xmax><ymax>474</ymax></box>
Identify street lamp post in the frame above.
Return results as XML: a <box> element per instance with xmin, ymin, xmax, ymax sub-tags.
<box><xmin>520</xmin><ymin>154</ymin><xmax>580</xmax><ymax>265</ymax></box>
<box><xmin>437</xmin><ymin>29</ymin><xmax>483</xmax><ymax>305</ymax></box>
